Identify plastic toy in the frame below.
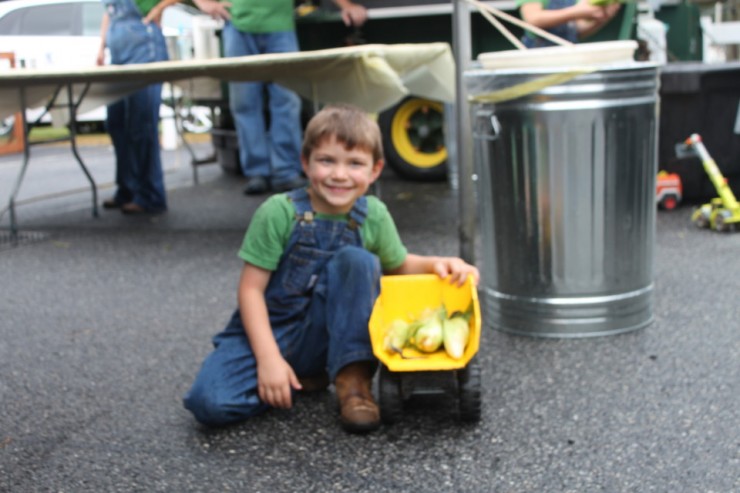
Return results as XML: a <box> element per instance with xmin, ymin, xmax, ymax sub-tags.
<box><xmin>678</xmin><ymin>134</ymin><xmax>740</xmax><ymax>232</ymax></box>
<box><xmin>656</xmin><ymin>171</ymin><xmax>682</xmax><ymax>210</ymax></box>
<box><xmin>368</xmin><ymin>274</ymin><xmax>482</xmax><ymax>423</ymax></box>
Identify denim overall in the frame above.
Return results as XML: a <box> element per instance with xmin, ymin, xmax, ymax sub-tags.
<box><xmin>221</xmin><ymin>23</ymin><xmax>304</xmax><ymax>188</ymax></box>
<box><xmin>184</xmin><ymin>189</ymin><xmax>381</xmax><ymax>426</ymax></box>
<box><xmin>103</xmin><ymin>0</ymin><xmax>168</xmax><ymax>211</ymax></box>
<box><xmin>521</xmin><ymin>0</ymin><xmax>579</xmax><ymax>48</ymax></box>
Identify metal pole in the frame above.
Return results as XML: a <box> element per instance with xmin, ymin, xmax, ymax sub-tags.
<box><xmin>452</xmin><ymin>0</ymin><xmax>476</xmax><ymax>264</ymax></box>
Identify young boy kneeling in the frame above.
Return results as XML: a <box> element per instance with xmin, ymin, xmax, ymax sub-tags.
<box><xmin>184</xmin><ymin>104</ymin><xmax>479</xmax><ymax>433</ymax></box>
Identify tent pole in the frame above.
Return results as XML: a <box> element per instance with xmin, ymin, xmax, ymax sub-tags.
<box><xmin>453</xmin><ymin>0</ymin><xmax>476</xmax><ymax>264</ymax></box>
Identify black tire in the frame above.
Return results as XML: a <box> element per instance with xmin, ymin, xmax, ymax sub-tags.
<box><xmin>378</xmin><ymin>97</ymin><xmax>448</xmax><ymax>181</ymax></box>
<box><xmin>378</xmin><ymin>365</ymin><xmax>403</xmax><ymax>424</ymax></box>
<box><xmin>458</xmin><ymin>359</ymin><xmax>482</xmax><ymax>422</ymax></box>
<box><xmin>658</xmin><ymin>193</ymin><xmax>679</xmax><ymax>211</ymax></box>
<box><xmin>713</xmin><ymin>210</ymin><xmax>733</xmax><ymax>232</ymax></box>
<box><xmin>693</xmin><ymin>206</ymin><xmax>711</xmax><ymax>229</ymax></box>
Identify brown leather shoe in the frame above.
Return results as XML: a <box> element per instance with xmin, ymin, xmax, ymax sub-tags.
<box><xmin>334</xmin><ymin>362</ymin><xmax>380</xmax><ymax>433</ymax></box>
<box><xmin>102</xmin><ymin>198</ymin><xmax>121</xmax><ymax>209</ymax></box>
<box><xmin>121</xmin><ymin>202</ymin><xmax>147</xmax><ymax>215</ymax></box>
<box><xmin>121</xmin><ymin>203</ymin><xmax>166</xmax><ymax>215</ymax></box>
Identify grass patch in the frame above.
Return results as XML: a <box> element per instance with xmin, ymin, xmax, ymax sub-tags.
<box><xmin>29</xmin><ymin>126</ymin><xmax>70</xmax><ymax>142</ymax></box>
<box><xmin>2</xmin><ymin>124</ymin><xmax>210</xmax><ymax>148</ymax></box>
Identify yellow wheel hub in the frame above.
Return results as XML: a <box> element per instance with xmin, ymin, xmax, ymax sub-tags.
<box><xmin>390</xmin><ymin>99</ymin><xmax>447</xmax><ymax>168</ymax></box>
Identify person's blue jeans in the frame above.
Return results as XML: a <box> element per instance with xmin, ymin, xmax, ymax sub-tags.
<box><xmin>106</xmin><ymin>82</ymin><xmax>166</xmax><ymax>211</ymax></box>
<box><xmin>183</xmin><ymin>246</ymin><xmax>380</xmax><ymax>427</ymax></box>
<box><xmin>222</xmin><ymin>24</ymin><xmax>303</xmax><ymax>187</ymax></box>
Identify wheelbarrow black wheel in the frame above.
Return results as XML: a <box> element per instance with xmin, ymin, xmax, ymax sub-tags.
<box><xmin>457</xmin><ymin>359</ymin><xmax>482</xmax><ymax>422</ymax></box>
<box><xmin>378</xmin><ymin>365</ymin><xmax>403</xmax><ymax>424</ymax></box>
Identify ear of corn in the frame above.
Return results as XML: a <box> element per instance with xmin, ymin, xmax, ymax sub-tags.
<box><xmin>442</xmin><ymin>315</ymin><xmax>470</xmax><ymax>359</ymax></box>
<box><xmin>410</xmin><ymin>309</ymin><xmax>444</xmax><ymax>353</ymax></box>
<box><xmin>382</xmin><ymin>302</ymin><xmax>472</xmax><ymax>358</ymax></box>
<box><xmin>383</xmin><ymin>319</ymin><xmax>412</xmax><ymax>354</ymax></box>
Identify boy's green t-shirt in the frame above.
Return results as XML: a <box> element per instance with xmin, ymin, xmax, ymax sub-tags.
<box><xmin>229</xmin><ymin>0</ymin><xmax>296</xmax><ymax>34</ymax></box>
<box><xmin>238</xmin><ymin>193</ymin><xmax>408</xmax><ymax>272</ymax></box>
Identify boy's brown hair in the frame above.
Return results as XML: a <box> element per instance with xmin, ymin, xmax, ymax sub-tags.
<box><xmin>301</xmin><ymin>104</ymin><xmax>384</xmax><ymax>163</ymax></box>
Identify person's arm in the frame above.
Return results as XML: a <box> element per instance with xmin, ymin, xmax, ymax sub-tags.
<box><xmin>332</xmin><ymin>0</ymin><xmax>367</xmax><ymax>27</ymax></box>
<box><xmin>192</xmin><ymin>0</ymin><xmax>232</xmax><ymax>21</ymax></box>
<box><xmin>143</xmin><ymin>0</ymin><xmax>181</xmax><ymax>26</ymax></box>
<box><xmin>519</xmin><ymin>0</ymin><xmax>611</xmax><ymax>31</ymax></box>
<box><xmin>386</xmin><ymin>253</ymin><xmax>480</xmax><ymax>287</ymax></box>
<box><xmin>96</xmin><ymin>13</ymin><xmax>109</xmax><ymax>66</ymax></box>
<box><xmin>238</xmin><ymin>263</ymin><xmax>302</xmax><ymax>409</ymax></box>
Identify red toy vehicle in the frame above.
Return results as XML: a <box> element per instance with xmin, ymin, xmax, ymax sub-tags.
<box><xmin>656</xmin><ymin>171</ymin><xmax>683</xmax><ymax>210</ymax></box>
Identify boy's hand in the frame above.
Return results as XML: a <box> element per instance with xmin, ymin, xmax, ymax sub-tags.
<box><xmin>256</xmin><ymin>356</ymin><xmax>302</xmax><ymax>409</ymax></box>
<box><xmin>432</xmin><ymin>257</ymin><xmax>480</xmax><ymax>287</ymax></box>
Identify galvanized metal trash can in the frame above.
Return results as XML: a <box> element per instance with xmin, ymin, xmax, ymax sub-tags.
<box><xmin>465</xmin><ymin>62</ymin><xmax>660</xmax><ymax>337</ymax></box>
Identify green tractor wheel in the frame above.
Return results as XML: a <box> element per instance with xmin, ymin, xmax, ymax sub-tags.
<box><xmin>378</xmin><ymin>97</ymin><xmax>448</xmax><ymax>181</ymax></box>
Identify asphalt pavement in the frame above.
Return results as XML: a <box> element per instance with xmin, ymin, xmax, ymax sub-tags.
<box><xmin>0</xmin><ymin>138</ymin><xmax>738</xmax><ymax>493</ymax></box>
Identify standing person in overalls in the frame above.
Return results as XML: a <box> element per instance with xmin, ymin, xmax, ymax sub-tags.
<box><xmin>183</xmin><ymin>105</ymin><xmax>480</xmax><ymax>433</ymax></box>
<box><xmin>518</xmin><ymin>0</ymin><xmax>621</xmax><ymax>48</ymax></box>
<box><xmin>96</xmin><ymin>0</ymin><xmax>177</xmax><ymax>214</ymax></box>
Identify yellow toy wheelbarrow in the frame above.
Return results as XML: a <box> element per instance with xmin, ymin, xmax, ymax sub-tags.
<box><xmin>369</xmin><ymin>274</ymin><xmax>483</xmax><ymax>423</ymax></box>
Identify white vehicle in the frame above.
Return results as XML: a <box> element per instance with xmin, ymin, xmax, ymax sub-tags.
<box><xmin>0</xmin><ymin>0</ymin><xmax>215</xmax><ymax>134</ymax></box>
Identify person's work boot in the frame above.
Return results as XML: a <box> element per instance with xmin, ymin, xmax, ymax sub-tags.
<box><xmin>334</xmin><ymin>362</ymin><xmax>380</xmax><ymax>433</ymax></box>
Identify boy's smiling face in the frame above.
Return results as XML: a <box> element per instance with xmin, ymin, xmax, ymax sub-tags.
<box><xmin>302</xmin><ymin>135</ymin><xmax>383</xmax><ymax>215</ymax></box>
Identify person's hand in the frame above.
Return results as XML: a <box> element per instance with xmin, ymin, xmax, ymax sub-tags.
<box><xmin>96</xmin><ymin>46</ymin><xmax>106</xmax><ymax>66</ymax></box>
<box><xmin>340</xmin><ymin>3</ymin><xmax>367</xmax><ymax>27</ymax></box>
<box><xmin>256</xmin><ymin>355</ymin><xmax>301</xmax><ymax>409</ymax></box>
<box><xmin>432</xmin><ymin>257</ymin><xmax>480</xmax><ymax>287</ymax></box>
<box><xmin>603</xmin><ymin>2</ymin><xmax>622</xmax><ymax>19</ymax></box>
<box><xmin>574</xmin><ymin>0</ymin><xmax>611</xmax><ymax>21</ymax></box>
<box><xmin>193</xmin><ymin>0</ymin><xmax>231</xmax><ymax>21</ymax></box>
<box><xmin>142</xmin><ymin>8</ymin><xmax>162</xmax><ymax>26</ymax></box>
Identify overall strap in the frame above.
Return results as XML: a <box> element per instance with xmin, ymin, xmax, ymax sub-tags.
<box><xmin>347</xmin><ymin>195</ymin><xmax>368</xmax><ymax>230</ymax></box>
<box><xmin>286</xmin><ymin>188</ymin><xmax>317</xmax><ymax>247</ymax></box>
<box><xmin>287</xmin><ymin>188</ymin><xmax>312</xmax><ymax>221</ymax></box>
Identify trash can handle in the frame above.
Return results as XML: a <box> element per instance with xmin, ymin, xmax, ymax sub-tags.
<box><xmin>473</xmin><ymin>109</ymin><xmax>501</xmax><ymax>141</ymax></box>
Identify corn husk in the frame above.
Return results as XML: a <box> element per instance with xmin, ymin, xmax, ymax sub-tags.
<box><xmin>383</xmin><ymin>319</ymin><xmax>412</xmax><ymax>354</ymax></box>
<box><xmin>409</xmin><ymin>307</ymin><xmax>445</xmax><ymax>353</ymax></box>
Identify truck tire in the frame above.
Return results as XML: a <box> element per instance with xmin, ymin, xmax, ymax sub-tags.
<box><xmin>378</xmin><ymin>365</ymin><xmax>403</xmax><ymax>424</ymax></box>
<box><xmin>457</xmin><ymin>358</ymin><xmax>482</xmax><ymax>422</ymax></box>
<box><xmin>378</xmin><ymin>97</ymin><xmax>447</xmax><ymax>181</ymax></box>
